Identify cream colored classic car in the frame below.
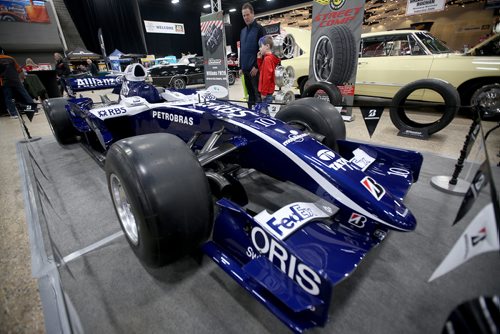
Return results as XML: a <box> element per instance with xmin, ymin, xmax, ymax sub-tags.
<box><xmin>282</xmin><ymin>29</ymin><xmax>500</xmax><ymax>109</ymax></box>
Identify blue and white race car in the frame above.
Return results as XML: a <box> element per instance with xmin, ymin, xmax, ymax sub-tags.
<box><xmin>43</xmin><ymin>64</ymin><xmax>423</xmax><ymax>332</ymax></box>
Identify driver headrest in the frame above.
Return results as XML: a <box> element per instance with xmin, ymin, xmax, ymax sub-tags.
<box><xmin>124</xmin><ymin>63</ymin><xmax>147</xmax><ymax>82</ymax></box>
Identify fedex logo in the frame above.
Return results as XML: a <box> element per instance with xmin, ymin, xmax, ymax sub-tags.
<box><xmin>265</xmin><ymin>204</ymin><xmax>314</xmax><ymax>237</ymax></box>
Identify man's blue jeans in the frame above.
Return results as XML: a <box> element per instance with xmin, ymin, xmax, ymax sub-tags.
<box><xmin>3</xmin><ymin>83</ymin><xmax>34</xmax><ymax>116</ymax></box>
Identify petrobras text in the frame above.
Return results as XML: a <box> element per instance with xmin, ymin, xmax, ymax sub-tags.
<box><xmin>152</xmin><ymin>110</ymin><xmax>194</xmax><ymax>125</ymax></box>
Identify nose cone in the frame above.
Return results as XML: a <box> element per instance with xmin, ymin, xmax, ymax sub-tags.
<box><xmin>383</xmin><ymin>200</ymin><xmax>417</xmax><ymax>232</ymax></box>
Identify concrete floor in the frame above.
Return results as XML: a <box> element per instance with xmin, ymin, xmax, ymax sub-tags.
<box><xmin>0</xmin><ymin>79</ymin><xmax>498</xmax><ymax>333</ymax></box>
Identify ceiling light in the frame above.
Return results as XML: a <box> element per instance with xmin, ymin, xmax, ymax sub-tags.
<box><xmin>171</xmin><ymin>0</ymin><xmax>179</xmax><ymax>3</ymax></box>
<box><xmin>267</xmin><ymin>0</ymin><xmax>273</xmax><ymax>2</ymax></box>
<box><xmin>229</xmin><ymin>8</ymin><xmax>236</xmax><ymax>12</ymax></box>
<box><xmin>203</xmin><ymin>4</ymin><xmax>210</xmax><ymax>8</ymax></box>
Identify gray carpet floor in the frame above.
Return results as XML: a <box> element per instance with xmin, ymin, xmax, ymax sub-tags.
<box><xmin>18</xmin><ymin>135</ymin><xmax>500</xmax><ymax>334</ymax></box>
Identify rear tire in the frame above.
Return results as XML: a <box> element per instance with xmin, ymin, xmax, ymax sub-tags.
<box><xmin>302</xmin><ymin>81</ymin><xmax>343</xmax><ymax>105</ymax></box>
<box><xmin>171</xmin><ymin>77</ymin><xmax>186</xmax><ymax>90</ymax></box>
<box><xmin>42</xmin><ymin>97</ymin><xmax>78</xmax><ymax>145</ymax></box>
<box><xmin>276</xmin><ymin>97</ymin><xmax>346</xmax><ymax>151</ymax></box>
<box><xmin>105</xmin><ymin>133</ymin><xmax>213</xmax><ymax>267</ymax></box>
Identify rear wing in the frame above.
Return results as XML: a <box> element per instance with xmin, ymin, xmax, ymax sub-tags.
<box><xmin>65</xmin><ymin>76</ymin><xmax>121</xmax><ymax>96</ymax></box>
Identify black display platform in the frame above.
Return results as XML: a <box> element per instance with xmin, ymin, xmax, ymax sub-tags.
<box><xmin>17</xmin><ymin>137</ymin><xmax>500</xmax><ymax>334</ymax></box>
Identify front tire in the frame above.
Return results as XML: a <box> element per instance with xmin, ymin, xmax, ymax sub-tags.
<box><xmin>105</xmin><ymin>133</ymin><xmax>213</xmax><ymax>267</ymax></box>
<box><xmin>42</xmin><ymin>97</ymin><xmax>78</xmax><ymax>145</ymax></box>
<box><xmin>275</xmin><ymin>97</ymin><xmax>346</xmax><ymax>151</ymax></box>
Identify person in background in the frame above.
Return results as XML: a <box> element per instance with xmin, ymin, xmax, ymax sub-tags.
<box><xmin>23</xmin><ymin>58</ymin><xmax>39</xmax><ymax>72</ymax></box>
<box><xmin>54</xmin><ymin>52</ymin><xmax>70</xmax><ymax>95</ymax></box>
<box><xmin>86</xmin><ymin>58</ymin><xmax>98</xmax><ymax>76</ymax></box>
<box><xmin>240</xmin><ymin>2</ymin><xmax>265</xmax><ymax>109</ymax></box>
<box><xmin>0</xmin><ymin>48</ymin><xmax>35</xmax><ymax>119</ymax></box>
<box><xmin>257</xmin><ymin>36</ymin><xmax>280</xmax><ymax>116</ymax></box>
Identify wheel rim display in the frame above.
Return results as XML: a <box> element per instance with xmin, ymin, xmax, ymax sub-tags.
<box><xmin>313</xmin><ymin>36</ymin><xmax>334</xmax><ymax>82</ymax></box>
<box><xmin>283</xmin><ymin>34</ymin><xmax>295</xmax><ymax>59</ymax></box>
<box><xmin>471</xmin><ymin>84</ymin><xmax>500</xmax><ymax>116</ymax></box>
<box><xmin>110</xmin><ymin>174</ymin><xmax>139</xmax><ymax>245</ymax></box>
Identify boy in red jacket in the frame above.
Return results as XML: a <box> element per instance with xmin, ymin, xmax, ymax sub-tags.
<box><xmin>257</xmin><ymin>36</ymin><xmax>280</xmax><ymax>115</ymax></box>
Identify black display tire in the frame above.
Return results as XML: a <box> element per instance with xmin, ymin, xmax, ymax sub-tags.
<box><xmin>275</xmin><ymin>97</ymin><xmax>346</xmax><ymax>151</ymax></box>
<box><xmin>105</xmin><ymin>133</ymin><xmax>213</xmax><ymax>268</ymax></box>
<box><xmin>302</xmin><ymin>81</ymin><xmax>343</xmax><ymax>105</ymax></box>
<box><xmin>312</xmin><ymin>25</ymin><xmax>356</xmax><ymax>84</ymax></box>
<box><xmin>390</xmin><ymin>79</ymin><xmax>460</xmax><ymax>135</ymax></box>
<box><xmin>42</xmin><ymin>97</ymin><xmax>78</xmax><ymax>145</ymax></box>
<box><xmin>228</xmin><ymin>72</ymin><xmax>236</xmax><ymax>85</ymax></box>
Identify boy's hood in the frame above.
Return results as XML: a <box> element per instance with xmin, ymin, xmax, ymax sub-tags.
<box><xmin>265</xmin><ymin>53</ymin><xmax>281</xmax><ymax>66</ymax></box>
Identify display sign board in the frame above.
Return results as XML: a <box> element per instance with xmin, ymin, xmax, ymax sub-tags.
<box><xmin>200</xmin><ymin>11</ymin><xmax>229</xmax><ymax>100</ymax></box>
<box><xmin>144</xmin><ymin>20</ymin><xmax>185</xmax><ymax>34</ymax></box>
<box><xmin>406</xmin><ymin>0</ymin><xmax>445</xmax><ymax>16</ymax></box>
<box><xmin>309</xmin><ymin>0</ymin><xmax>365</xmax><ymax>119</ymax></box>
<box><xmin>0</xmin><ymin>0</ymin><xmax>49</xmax><ymax>23</ymax></box>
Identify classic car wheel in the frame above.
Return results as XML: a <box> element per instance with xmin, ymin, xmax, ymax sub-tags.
<box><xmin>312</xmin><ymin>25</ymin><xmax>356</xmax><ymax>84</ymax></box>
<box><xmin>390</xmin><ymin>79</ymin><xmax>460</xmax><ymax>135</ymax></box>
<box><xmin>302</xmin><ymin>81</ymin><xmax>342</xmax><ymax>105</ymax></box>
<box><xmin>172</xmin><ymin>77</ymin><xmax>186</xmax><ymax>89</ymax></box>
<box><xmin>276</xmin><ymin>97</ymin><xmax>346</xmax><ymax>151</ymax></box>
<box><xmin>228</xmin><ymin>72</ymin><xmax>236</xmax><ymax>85</ymax></box>
<box><xmin>105</xmin><ymin>133</ymin><xmax>213</xmax><ymax>268</ymax></box>
<box><xmin>42</xmin><ymin>97</ymin><xmax>79</xmax><ymax>145</ymax></box>
<box><xmin>470</xmin><ymin>83</ymin><xmax>500</xmax><ymax>118</ymax></box>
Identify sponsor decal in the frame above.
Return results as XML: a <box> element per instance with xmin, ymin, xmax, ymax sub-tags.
<box><xmin>97</xmin><ymin>107</ymin><xmax>127</xmax><ymax>118</ymax></box>
<box><xmin>197</xmin><ymin>101</ymin><xmax>259</xmax><ymax>118</ymax></box>
<box><xmin>317</xmin><ymin>149</ymin><xmax>356</xmax><ymax>171</ymax></box>
<box><xmin>206</xmin><ymin>85</ymin><xmax>228</xmax><ymax>99</ymax></box>
<box><xmin>152</xmin><ymin>111</ymin><xmax>194</xmax><ymax>125</ymax></box>
<box><xmin>348</xmin><ymin>212</ymin><xmax>366</xmax><ymax>228</ymax></box>
<box><xmin>248</xmin><ymin>226</ymin><xmax>322</xmax><ymax>295</ymax></box>
<box><xmin>283</xmin><ymin>130</ymin><xmax>308</xmax><ymax>146</ymax></box>
<box><xmin>74</xmin><ymin>77</ymin><xmax>117</xmax><ymax>89</ymax></box>
<box><xmin>471</xmin><ymin>227</ymin><xmax>487</xmax><ymax>247</ymax></box>
<box><xmin>313</xmin><ymin>6</ymin><xmax>363</xmax><ymax>26</ymax></box>
<box><xmin>349</xmin><ymin>148</ymin><xmax>375</xmax><ymax>171</ymax></box>
<box><xmin>254</xmin><ymin>202</ymin><xmax>332</xmax><ymax>240</ymax></box>
<box><xmin>360</xmin><ymin>176</ymin><xmax>386</xmax><ymax>200</ymax></box>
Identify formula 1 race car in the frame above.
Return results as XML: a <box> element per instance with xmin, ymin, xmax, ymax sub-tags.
<box><xmin>42</xmin><ymin>63</ymin><xmax>423</xmax><ymax>332</ymax></box>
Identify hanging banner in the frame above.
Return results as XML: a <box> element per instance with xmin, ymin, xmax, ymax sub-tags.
<box><xmin>144</xmin><ymin>20</ymin><xmax>185</xmax><ymax>34</ymax></box>
<box><xmin>360</xmin><ymin>107</ymin><xmax>384</xmax><ymax>138</ymax></box>
<box><xmin>200</xmin><ymin>11</ymin><xmax>229</xmax><ymax>100</ymax></box>
<box><xmin>406</xmin><ymin>0</ymin><xmax>445</xmax><ymax>16</ymax></box>
<box><xmin>309</xmin><ymin>0</ymin><xmax>365</xmax><ymax>120</ymax></box>
<box><xmin>0</xmin><ymin>0</ymin><xmax>49</xmax><ymax>23</ymax></box>
<box><xmin>429</xmin><ymin>203</ymin><xmax>499</xmax><ymax>282</ymax></box>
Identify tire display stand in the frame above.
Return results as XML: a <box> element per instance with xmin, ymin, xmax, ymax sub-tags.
<box><xmin>17</xmin><ymin>137</ymin><xmax>500</xmax><ymax>334</ymax></box>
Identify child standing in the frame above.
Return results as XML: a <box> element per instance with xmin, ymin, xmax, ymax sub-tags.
<box><xmin>257</xmin><ymin>35</ymin><xmax>280</xmax><ymax>115</ymax></box>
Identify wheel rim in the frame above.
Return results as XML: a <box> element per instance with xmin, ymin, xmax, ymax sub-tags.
<box><xmin>174</xmin><ymin>78</ymin><xmax>185</xmax><ymax>89</ymax></box>
<box><xmin>288</xmin><ymin>120</ymin><xmax>313</xmax><ymax>133</ymax></box>
<box><xmin>313</xmin><ymin>36</ymin><xmax>334</xmax><ymax>82</ymax></box>
<box><xmin>110</xmin><ymin>174</ymin><xmax>139</xmax><ymax>245</ymax></box>
<box><xmin>471</xmin><ymin>84</ymin><xmax>500</xmax><ymax>116</ymax></box>
<box><xmin>283</xmin><ymin>34</ymin><xmax>295</xmax><ymax>59</ymax></box>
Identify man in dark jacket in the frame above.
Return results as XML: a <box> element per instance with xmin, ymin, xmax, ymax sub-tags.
<box><xmin>240</xmin><ymin>2</ymin><xmax>265</xmax><ymax>109</ymax></box>
<box><xmin>0</xmin><ymin>48</ymin><xmax>34</xmax><ymax>119</ymax></box>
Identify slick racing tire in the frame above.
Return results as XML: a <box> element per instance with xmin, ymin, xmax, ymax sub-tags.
<box><xmin>42</xmin><ymin>97</ymin><xmax>78</xmax><ymax>145</ymax></box>
<box><xmin>276</xmin><ymin>97</ymin><xmax>346</xmax><ymax>151</ymax></box>
<box><xmin>105</xmin><ymin>133</ymin><xmax>213</xmax><ymax>268</ymax></box>
<box><xmin>390</xmin><ymin>79</ymin><xmax>460</xmax><ymax>135</ymax></box>
<box><xmin>302</xmin><ymin>81</ymin><xmax>342</xmax><ymax>106</ymax></box>
<box><xmin>228</xmin><ymin>71</ymin><xmax>236</xmax><ymax>86</ymax></box>
<box><xmin>171</xmin><ymin>77</ymin><xmax>186</xmax><ymax>90</ymax></box>
<box><xmin>313</xmin><ymin>25</ymin><xmax>356</xmax><ymax>84</ymax></box>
